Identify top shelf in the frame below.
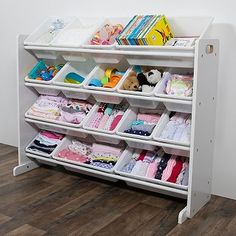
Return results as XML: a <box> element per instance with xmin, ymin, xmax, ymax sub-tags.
<box><xmin>24</xmin><ymin>16</ymin><xmax>213</xmax><ymax>64</ymax></box>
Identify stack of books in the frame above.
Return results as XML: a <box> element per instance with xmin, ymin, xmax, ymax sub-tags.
<box><xmin>116</xmin><ymin>15</ymin><xmax>174</xmax><ymax>46</ymax></box>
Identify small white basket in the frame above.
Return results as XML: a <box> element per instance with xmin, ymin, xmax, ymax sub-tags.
<box><xmin>114</xmin><ymin>147</ymin><xmax>188</xmax><ymax>190</ymax></box>
<box><xmin>116</xmin><ymin>107</ymin><xmax>165</xmax><ymax>140</ymax></box>
<box><xmin>83</xmin><ymin>102</ymin><xmax>129</xmax><ymax>134</ymax></box>
<box><xmin>153</xmin><ymin>111</ymin><xmax>191</xmax><ymax>147</ymax></box>
<box><xmin>25</xmin><ymin>132</ymin><xmax>65</xmax><ymax>158</ymax></box>
<box><xmin>53</xmin><ymin>136</ymin><xmax>125</xmax><ymax>173</ymax></box>
<box><xmin>84</xmin><ymin>62</ymin><xmax>131</xmax><ymax>104</ymax></box>
<box><xmin>24</xmin><ymin>16</ymin><xmax>76</xmax><ymax>47</ymax></box>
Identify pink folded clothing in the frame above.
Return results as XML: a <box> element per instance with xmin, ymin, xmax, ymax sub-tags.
<box><xmin>27</xmin><ymin>95</ymin><xmax>93</xmax><ymax>125</ymax></box>
<box><xmin>57</xmin><ymin>148</ymin><xmax>89</xmax><ymax>163</ymax></box>
<box><xmin>137</xmin><ymin>113</ymin><xmax>161</xmax><ymax>123</ymax></box>
<box><xmin>40</xmin><ymin>130</ymin><xmax>64</xmax><ymax>140</ymax></box>
<box><xmin>88</xmin><ymin>103</ymin><xmax>128</xmax><ymax>131</ymax></box>
<box><xmin>92</xmin><ymin>143</ymin><xmax>122</xmax><ymax>156</ymax></box>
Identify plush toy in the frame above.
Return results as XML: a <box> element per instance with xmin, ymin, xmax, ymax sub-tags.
<box><xmin>122</xmin><ymin>71</ymin><xmax>140</xmax><ymax>91</ymax></box>
<box><xmin>137</xmin><ymin>69</ymin><xmax>162</xmax><ymax>92</ymax></box>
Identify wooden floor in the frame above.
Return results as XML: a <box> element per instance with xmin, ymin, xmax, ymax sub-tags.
<box><xmin>0</xmin><ymin>144</ymin><xmax>235</xmax><ymax>236</ymax></box>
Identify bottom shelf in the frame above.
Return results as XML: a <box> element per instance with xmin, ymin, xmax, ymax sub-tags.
<box><xmin>26</xmin><ymin>152</ymin><xmax>188</xmax><ymax>198</ymax></box>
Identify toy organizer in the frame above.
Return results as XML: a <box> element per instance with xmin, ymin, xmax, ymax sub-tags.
<box><xmin>16</xmin><ymin>16</ymin><xmax>218</xmax><ymax>224</ymax></box>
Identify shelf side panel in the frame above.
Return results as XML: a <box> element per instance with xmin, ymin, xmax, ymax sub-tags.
<box><xmin>17</xmin><ymin>35</ymin><xmax>39</xmax><ymax>167</ymax></box>
<box><xmin>187</xmin><ymin>39</ymin><xmax>219</xmax><ymax>217</ymax></box>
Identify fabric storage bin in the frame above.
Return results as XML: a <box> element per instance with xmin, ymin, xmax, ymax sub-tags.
<box><xmin>82</xmin><ymin>17</ymin><xmax>129</xmax><ymax>50</ymax></box>
<box><xmin>114</xmin><ymin>147</ymin><xmax>188</xmax><ymax>190</ymax></box>
<box><xmin>52</xmin><ymin>136</ymin><xmax>126</xmax><ymax>173</ymax></box>
<box><xmin>25</xmin><ymin>131</ymin><xmax>65</xmax><ymax>158</ymax></box>
<box><xmin>25</xmin><ymin>96</ymin><xmax>95</xmax><ymax>128</ymax></box>
<box><xmin>153</xmin><ymin>111</ymin><xmax>191</xmax><ymax>146</ymax></box>
<box><xmin>84</xmin><ymin>61</ymin><xmax>131</xmax><ymax>104</ymax></box>
<box><xmin>83</xmin><ymin>102</ymin><xmax>129</xmax><ymax>134</ymax></box>
<box><xmin>116</xmin><ymin>106</ymin><xmax>165</xmax><ymax>140</ymax></box>
<box><xmin>25</xmin><ymin>58</ymin><xmax>66</xmax><ymax>85</ymax></box>
<box><xmin>51</xmin><ymin>17</ymin><xmax>104</xmax><ymax>48</ymax></box>
<box><xmin>24</xmin><ymin>17</ymin><xmax>76</xmax><ymax>47</ymax></box>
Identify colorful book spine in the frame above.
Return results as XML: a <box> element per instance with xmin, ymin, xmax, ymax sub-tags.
<box><xmin>116</xmin><ymin>15</ymin><xmax>137</xmax><ymax>45</ymax></box>
<box><xmin>121</xmin><ymin>15</ymin><xmax>143</xmax><ymax>45</ymax></box>
<box><xmin>128</xmin><ymin>15</ymin><xmax>152</xmax><ymax>45</ymax></box>
<box><xmin>136</xmin><ymin>15</ymin><xmax>156</xmax><ymax>45</ymax></box>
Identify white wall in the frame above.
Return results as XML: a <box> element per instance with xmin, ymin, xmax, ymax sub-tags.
<box><xmin>0</xmin><ymin>0</ymin><xmax>235</xmax><ymax>199</ymax></box>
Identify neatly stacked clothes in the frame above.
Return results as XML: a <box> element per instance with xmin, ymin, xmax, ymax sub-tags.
<box><xmin>160</xmin><ymin>112</ymin><xmax>191</xmax><ymax>144</ymax></box>
<box><xmin>89</xmin><ymin>103</ymin><xmax>128</xmax><ymax>131</ymax></box>
<box><xmin>27</xmin><ymin>131</ymin><xmax>64</xmax><ymax>155</ymax></box>
<box><xmin>56</xmin><ymin>139</ymin><xmax>123</xmax><ymax>170</ymax></box>
<box><xmin>163</xmin><ymin>72</ymin><xmax>193</xmax><ymax>97</ymax></box>
<box><xmin>124</xmin><ymin>112</ymin><xmax>161</xmax><ymax>136</ymax></box>
<box><xmin>27</xmin><ymin>95</ymin><xmax>93</xmax><ymax>124</ymax></box>
<box><xmin>120</xmin><ymin>149</ymin><xmax>189</xmax><ymax>186</ymax></box>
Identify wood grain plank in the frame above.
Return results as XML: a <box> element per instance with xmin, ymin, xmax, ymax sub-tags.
<box><xmin>5</xmin><ymin>224</ymin><xmax>46</xmax><ymax>236</ymax></box>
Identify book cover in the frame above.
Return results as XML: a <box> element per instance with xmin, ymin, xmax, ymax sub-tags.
<box><xmin>144</xmin><ymin>15</ymin><xmax>174</xmax><ymax>46</ymax></box>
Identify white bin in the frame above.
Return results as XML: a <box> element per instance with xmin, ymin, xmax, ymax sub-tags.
<box><xmin>82</xmin><ymin>17</ymin><xmax>129</xmax><ymax>50</ymax></box>
<box><xmin>116</xmin><ymin>107</ymin><xmax>165</xmax><ymax>140</ymax></box>
<box><xmin>24</xmin><ymin>16</ymin><xmax>76</xmax><ymax>47</ymax></box>
<box><xmin>25</xmin><ymin>132</ymin><xmax>65</xmax><ymax>158</ymax></box>
<box><xmin>84</xmin><ymin>62</ymin><xmax>131</xmax><ymax>104</ymax></box>
<box><xmin>83</xmin><ymin>102</ymin><xmax>129</xmax><ymax>135</ymax></box>
<box><xmin>51</xmin><ymin>17</ymin><xmax>104</xmax><ymax>48</ymax></box>
<box><xmin>114</xmin><ymin>147</ymin><xmax>188</xmax><ymax>190</ymax></box>
<box><xmin>53</xmin><ymin>136</ymin><xmax>125</xmax><ymax>173</ymax></box>
<box><xmin>153</xmin><ymin>111</ymin><xmax>191</xmax><ymax>147</ymax></box>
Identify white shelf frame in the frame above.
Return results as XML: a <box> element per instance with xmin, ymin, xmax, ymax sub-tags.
<box><xmin>14</xmin><ymin>30</ymin><xmax>219</xmax><ymax>224</ymax></box>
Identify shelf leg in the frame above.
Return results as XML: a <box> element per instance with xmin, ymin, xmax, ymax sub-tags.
<box><xmin>13</xmin><ymin>161</ymin><xmax>39</xmax><ymax>176</ymax></box>
<box><xmin>178</xmin><ymin>206</ymin><xmax>188</xmax><ymax>224</ymax></box>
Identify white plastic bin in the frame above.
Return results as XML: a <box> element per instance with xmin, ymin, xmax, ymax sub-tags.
<box><xmin>114</xmin><ymin>147</ymin><xmax>188</xmax><ymax>190</ymax></box>
<box><xmin>25</xmin><ymin>132</ymin><xmax>65</xmax><ymax>158</ymax></box>
<box><xmin>153</xmin><ymin>111</ymin><xmax>191</xmax><ymax>147</ymax></box>
<box><xmin>82</xmin><ymin>17</ymin><xmax>129</xmax><ymax>50</ymax></box>
<box><xmin>30</xmin><ymin>121</ymin><xmax>88</xmax><ymax>139</ymax></box>
<box><xmin>25</xmin><ymin>58</ymin><xmax>66</xmax><ymax>86</ymax></box>
<box><xmin>24</xmin><ymin>17</ymin><xmax>76</xmax><ymax>47</ymax></box>
<box><xmin>116</xmin><ymin>107</ymin><xmax>165</xmax><ymax>140</ymax></box>
<box><xmin>25</xmin><ymin>98</ymin><xmax>95</xmax><ymax>129</ymax></box>
<box><xmin>83</xmin><ymin>102</ymin><xmax>129</xmax><ymax>134</ymax></box>
<box><xmin>84</xmin><ymin>62</ymin><xmax>131</xmax><ymax>104</ymax></box>
<box><xmin>51</xmin><ymin>17</ymin><xmax>104</xmax><ymax>48</ymax></box>
<box><xmin>53</xmin><ymin>136</ymin><xmax>126</xmax><ymax>173</ymax></box>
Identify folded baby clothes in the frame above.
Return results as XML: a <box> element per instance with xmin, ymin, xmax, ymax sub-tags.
<box><xmin>161</xmin><ymin>155</ymin><xmax>177</xmax><ymax>181</ymax></box>
<box><xmin>164</xmin><ymin>72</ymin><xmax>193</xmax><ymax>97</ymax></box>
<box><xmin>27</xmin><ymin>131</ymin><xmax>64</xmax><ymax>155</ymax></box>
<box><xmin>160</xmin><ymin>113</ymin><xmax>191</xmax><ymax>144</ymax></box>
<box><xmin>176</xmin><ymin>159</ymin><xmax>189</xmax><ymax>185</ymax></box>
<box><xmin>155</xmin><ymin>153</ymin><xmax>171</xmax><ymax>180</ymax></box>
<box><xmin>27</xmin><ymin>95</ymin><xmax>93</xmax><ymax>125</ymax></box>
<box><xmin>124</xmin><ymin>112</ymin><xmax>161</xmax><ymax>136</ymax></box>
<box><xmin>167</xmin><ymin>157</ymin><xmax>183</xmax><ymax>183</ymax></box>
<box><xmin>59</xmin><ymin>99</ymin><xmax>92</xmax><ymax>124</ymax></box>
<box><xmin>89</xmin><ymin>103</ymin><xmax>128</xmax><ymax>131</ymax></box>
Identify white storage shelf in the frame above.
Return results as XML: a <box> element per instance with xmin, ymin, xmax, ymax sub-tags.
<box><xmin>16</xmin><ymin>16</ymin><xmax>219</xmax><ymax>225</ymax></box>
